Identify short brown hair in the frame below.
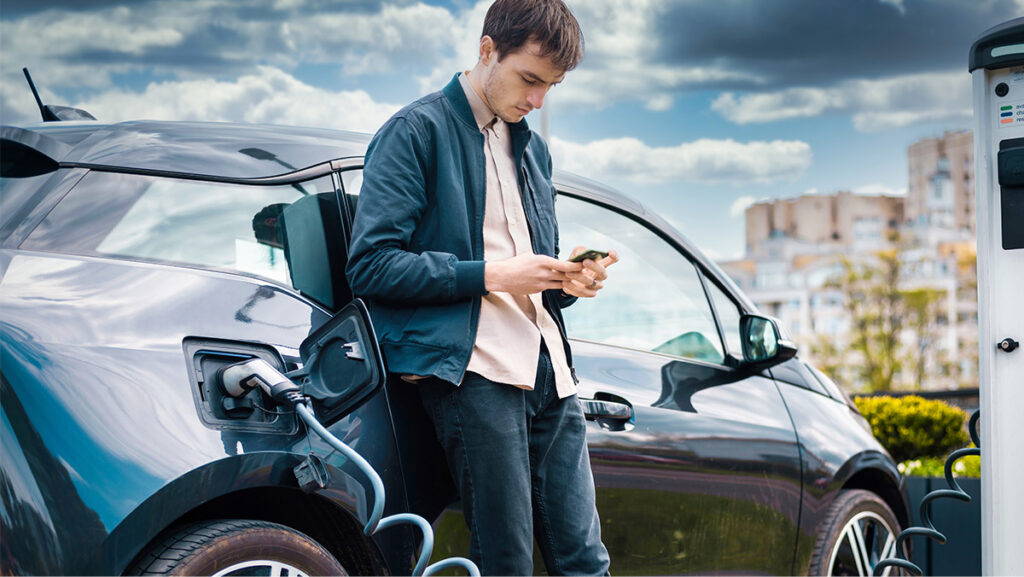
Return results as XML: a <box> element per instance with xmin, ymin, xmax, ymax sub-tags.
<box><xmin>482</xmin><ymin>0</ymin><xmax>584</xmax><ymax>72</ymax></box>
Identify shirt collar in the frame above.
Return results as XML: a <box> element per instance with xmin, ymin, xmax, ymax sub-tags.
<box><xmin>458</xmin><ymin>71</ymin><xmax>498</xmax><ymax>132</ymax></box>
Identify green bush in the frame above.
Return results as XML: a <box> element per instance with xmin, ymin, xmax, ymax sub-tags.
<box><xmin>854</xmin><ymin>395</ymin><xmax>968</xmax><ymax>463</ymax></box>
<box><xmin>899</xmin><ymin>451</ymin><xmax>980</xmax><ymax>478</ymax></box>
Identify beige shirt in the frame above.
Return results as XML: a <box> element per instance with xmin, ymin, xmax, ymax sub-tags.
<box><xmin>458</xmin><ymin>72</ymin><xmax>577</xmax><ymax>398</ymax></box>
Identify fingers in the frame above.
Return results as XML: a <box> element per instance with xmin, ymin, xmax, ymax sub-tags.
<box><xmin>601</xmin><ymin>249</ymin><xmax>620</xmax><ymax>267</ymax></box>
<box><xmin>546</xmin><ymin>255</ymin><xmax>585</xmax><ymax>273</ymax></box>
<box><xmin>564</xmin><ymin>269</ymin><xmax>595</xmax><ymax>286</ymax></box>
<box><xmin>562</xmin><ymin>249</ymin><xmax>617</xmax><ymax>298</ymax></box>
<box><xmin>562</xmin><ymin>278</ymin><xmax>600</xmax><ymax>298</ymax></box>
<box><xmin>497</xmin><ymin>252</ymin><xmax>614</xmax><ymax>297</ymax></box>
<box><xmin>586</xmin><ymin>249</ymin><xmax>618</xmax><ymax>278</ymax></box>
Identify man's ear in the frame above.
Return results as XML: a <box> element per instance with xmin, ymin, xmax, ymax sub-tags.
<box><xmin>479</xmin><ymin>35</ymin><xmax>497</xmax><ymax>64</ymax></box>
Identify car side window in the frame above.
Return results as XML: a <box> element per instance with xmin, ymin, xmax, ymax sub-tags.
<box><xmin>339</xmin><ymin>169</ymin><xmax>363</xmax><ymax>221</ymax></box>
<box><xmin>555</xmin><ymin>195</ymin><xmax>725</xmax><ymax>365</ymax></box>
<box><xmin>21</xmin><ymin>171</ymin><xmax>342</xmax><ymax>308</ymax></box>
<box><xmin>704</xmin><ymin>277</ymin><xmax>743</xmax><ymax>360</ymax></box>
<box><xmin>340</xmin><ymin>169</ymin><xmax>363</xmax><ymax>197</ymax></box>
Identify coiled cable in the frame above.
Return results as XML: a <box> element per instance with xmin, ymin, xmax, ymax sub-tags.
<box><xmin>873</xmin><ymin>410</ymin><xmax>981</xmax><ymax>576</ymax></box>
<box><xmin>220</xmin><ymin>358</ymin><xmax>479</xmax><ymax>576</ymax></box>
<box><xmin>291</xmin><ymin>398</ymin><xmax>480</xmax><ymax>576</ymax></box>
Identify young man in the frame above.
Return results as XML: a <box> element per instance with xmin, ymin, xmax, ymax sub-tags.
<box><xmin>346</xmin><ymin>0</ymin><xmax>615</xmax><ymax>573</ymax></box>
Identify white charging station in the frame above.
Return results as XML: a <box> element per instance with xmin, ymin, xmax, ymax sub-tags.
<box><xmin>970</xmin><ymin>17</ymin><xmax>1024</xmax><ymax>576</ymax></box>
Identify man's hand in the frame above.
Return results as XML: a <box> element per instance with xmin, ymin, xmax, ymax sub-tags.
<box><xmin>562</xmin><ymin>245</ymin><xmax>619</xmax><ymax>298</ymax></box>
<box><xmin>485</xmin><ymin>254</ymin><xmax>583</xmax><ymax>295</ymax></box>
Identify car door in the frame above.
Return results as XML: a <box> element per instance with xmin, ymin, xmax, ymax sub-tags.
<box><xmin>555</xmin><ymin>193</ymin><xmax>804</xmax><ymax>575</ymax></box>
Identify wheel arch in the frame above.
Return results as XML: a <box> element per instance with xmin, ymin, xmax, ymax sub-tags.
<box><xmin>124</xmin><ymin>486</ymin><xmax>387</xmax><ymax>576</ymax></box>
<box><xmin>837</xmin><ymin>452</ymin><xmax>910</xmax><ymax>531</ymax></box>
<box><xmin>102</xmin><ymin>452</ymin><xmax>388</xmax><ymax>576</ymax></box>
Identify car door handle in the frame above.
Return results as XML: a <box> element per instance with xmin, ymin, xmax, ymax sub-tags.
<box><xmin>581</xmin><ymin>398</ymin><xmax>633</xmax><ymax>420</ymax></box>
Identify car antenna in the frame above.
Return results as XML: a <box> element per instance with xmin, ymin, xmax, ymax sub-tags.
<box><xmin>23</xmin><ymin>68</ymin><xmax>51</xmax><ymax>121</ymax></box>
<box><xmin>22</xmin><ymin>67</ymin><xmax>97</xmax><ymax>122</ymax></box>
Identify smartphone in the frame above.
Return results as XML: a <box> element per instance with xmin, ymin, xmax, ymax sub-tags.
<box><xmin>568</xmin><ymin>249</ymin><xmax>609</xmax><ymax>263</ymax></box>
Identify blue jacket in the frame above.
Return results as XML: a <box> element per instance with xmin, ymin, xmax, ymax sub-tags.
<box><xmin>346</xmin><ymin>73</ymin><xmax>577</xmax><ymax>385</ymax></box>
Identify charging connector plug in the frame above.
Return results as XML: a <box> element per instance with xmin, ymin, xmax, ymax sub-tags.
<box><xmin>219</xmin><ymin>358</ymin><xmax>302</xmax><ymax>404</ymax></box>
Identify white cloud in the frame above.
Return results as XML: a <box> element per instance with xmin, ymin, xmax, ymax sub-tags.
<box><xmin>5</xmin><ymin>5</ymin><xmax>185</xmax><ymax>57</ymax></box>
<box><xmin>1</xmin><ymin>0</ymin><xmax>295</xmax><ymax>126</ymax></box>
<box><xmin>553</xmin><ymin>0</ymin><xmax>763</xmax><ymax>109</ymax></box>
<box><xmin>0</xmin><ymin>0</ymin><xmax>459</xmax><ymax>100</ymax></box>
<box><xmin>74</xmin><ymin>67</ymin><xmax>401</xmax><ymax>133</ymax></box>
<box><xmin>0</xmin><ymin>0</ymin><xmax>755</xmax><ymax>118</ymax></box>
<box><xmin>415</xmin><ymin>0</ymin><xmax>761</xmax><ymax>110</ymax></box>
<box><xmin>559</xmin><ymin>64</ymin><xmax>757</xmax><ymax>110</ymax></box>
<box><xmin>550</xmin><ymin>136</ymin><xmax>812</xmax><ymax>183</ymax></box>
<box><xmin>711</xmin><ymin>88</ymin><xmax>833</xmax><ymax>124</ymax></box>
<box><xmin>291</xmin><ymin>3</ymin><xmax>457</xmax><ymax>74</ymax></box>
<box><xmin>730</xmin><ymin>195</ymin><xmax>758</xmax><ymax>218</ymax></box>
<box><xmin>417</xmin><ymin>0</ymin><xmax>492</xmax><ymax>95</ymax></box>
<box><xmin>711</xmin><ymin>71</ymin><xmax>972</xmax><ymax>132</ymax></box>
<box><xmin>644</xmin><ymin>94</ymin><xmax>674</xmax><ymax>112</ymax></box>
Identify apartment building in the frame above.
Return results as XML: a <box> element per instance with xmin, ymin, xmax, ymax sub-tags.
<box><xmin>723</xmin><ymin>191</ymin><xmax>903</xmax><ymax>345</ymax></box>
<box><xmin>720</xmin><ymin>131</ymin><xmax>977</xmax><ymax>391</ymax></box>
<box><xmin>744</xmin><ymin>192</ymin><xmax>905</xmax><ymax>258</ymax></box>
<box><xmin>906</xmin><ymin>130</ymin><xmax>974</xmax><ymax>237</ymax></box>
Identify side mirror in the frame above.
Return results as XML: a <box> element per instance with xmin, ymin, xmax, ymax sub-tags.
<box><xmin>740</xmin><ymin>314</ymin><xmax>798</xmax><ymax>368</ymax></box>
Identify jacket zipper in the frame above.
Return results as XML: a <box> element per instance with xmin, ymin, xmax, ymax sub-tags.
<box><xmin>455</xmin><ymin>131</ymin><xmax>489</xmax><ymax>386</ymax></box>
<box><xmin>518</xmin><ymin>140</ymin><xmax>576</xmax><ymax>380</ymax></box>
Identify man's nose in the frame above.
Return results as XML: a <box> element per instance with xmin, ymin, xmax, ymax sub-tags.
<box><xmin>526</xmin><ymin>86</ymin><xmax>548</xmax><ymax>109</ymax></box>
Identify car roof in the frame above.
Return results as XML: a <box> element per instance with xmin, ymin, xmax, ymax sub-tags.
<box><xmin>20</xmin><ymin>120</ymin><xmax>372</xmax><ymax>179</ymax></box>
<box><xmin>7</xmin><ymin>119</ymin><xmax>755</xmax><ymax>311</ymax></box>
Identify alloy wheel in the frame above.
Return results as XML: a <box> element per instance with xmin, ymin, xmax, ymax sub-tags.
<box><xmin>212</xmin><ymin>559</ymin><xmax>310</xmax><ymax>577</ymax></box>
<box><xmin>826</xmin><ymin>511</ymin><xmax>898</xmax><ymax>576</ymax></box>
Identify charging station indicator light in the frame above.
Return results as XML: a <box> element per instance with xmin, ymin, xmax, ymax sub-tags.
<box><xmin>997</xmin><ymin>102</ymin><xmax>1024</xmax><ymax>127</ymax></box>
<box><xmin>993</xmin><ymin>43</ymin><xmax>1024</xmax><ymax>58</ymax></box>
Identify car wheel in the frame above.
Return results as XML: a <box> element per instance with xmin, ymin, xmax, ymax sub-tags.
<box><xmin>129</xmin><ymin>519</ymin><xmax>348</xmax><ymax>576</ymax></box>
<box><xmin>808</xmin><ymin>489</ymin><xmax>904</xmax><ymax>576</ymax></box>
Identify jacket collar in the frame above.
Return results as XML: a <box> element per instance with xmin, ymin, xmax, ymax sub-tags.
<box><xmin>443</xmin><ymin>73</ymin><xmax>480</xmax><ymax>131</ymax></box>
<box><xmin>443</xmin><ymin>73</ymin><xmax>533</xmax><ymax>155</ymax></box>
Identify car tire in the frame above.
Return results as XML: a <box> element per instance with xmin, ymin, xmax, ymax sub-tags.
<box><xmin>807</xmin><ymin>489</ymin><xmax>904</xmax><ymax>576</ymax></box>
<box><xmin>128</xmin><ymin>519</ymin><xmax>348</xmax><ymax>576</ymax></box>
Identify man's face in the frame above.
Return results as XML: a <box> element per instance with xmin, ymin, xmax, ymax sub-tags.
<box><xmin>478</xmin><ymin>38</ymin><xmax>566</xmax><ymax>124</ymax></box>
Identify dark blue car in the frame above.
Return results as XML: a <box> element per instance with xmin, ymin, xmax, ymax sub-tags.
<box><xmin>1</xmin><ymin>118</ymin><xmax>909</xmax><ymax>576</ymax></box>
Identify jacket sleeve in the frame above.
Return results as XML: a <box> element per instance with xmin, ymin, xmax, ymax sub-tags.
<box><xmin>345</xmin><ymin>115</ymin><xmax>486</xmax><ymax>305</ymax></box>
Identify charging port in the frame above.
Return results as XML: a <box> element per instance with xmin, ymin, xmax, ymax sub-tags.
<box><xmin>182</xmin><ymin>338</ymin><xmax>298</xmax><ymax>435</ymax></box>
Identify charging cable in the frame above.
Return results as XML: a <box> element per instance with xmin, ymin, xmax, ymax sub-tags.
<box><xmin>219</xmin><ymin>358</ymin><xmax>480</xmax><ymax>576</ymax></box>
<box><xmin>872</xmin><ymin>410</ymin><xmax>981</xmax><ymax>576</ymax></box>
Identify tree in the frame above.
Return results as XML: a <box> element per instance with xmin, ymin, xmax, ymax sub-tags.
<box><xmin>902</xmin><ymin>287</ymin><xmax>945</xmax><ymax>388</ymax></box>
<box><xmin>826</xmin><ymin>249</ymin><xmax>904</xmax><ymax>392</ymax></box>
<box><xmin>820</xmin><ymin>243</ymin><xmax>950</xmax><ymax>392</ymax></box>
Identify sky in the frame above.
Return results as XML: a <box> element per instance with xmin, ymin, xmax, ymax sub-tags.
<box><xmin>0</xmin><ymin>0</ymin><xmax>1016</xmax><ymax>260</ymax></box>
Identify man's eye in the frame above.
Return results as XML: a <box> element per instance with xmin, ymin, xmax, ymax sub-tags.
<box><xmin>522</xmin><ymin>76</ymin><xmax>538</xmax><ymax>85</ymax></box>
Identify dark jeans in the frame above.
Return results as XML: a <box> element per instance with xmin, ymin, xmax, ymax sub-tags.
<box><xmin>416</xmin><ymin>346</ymin><xmax>610</xmax><ymax>576</ymax></box>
